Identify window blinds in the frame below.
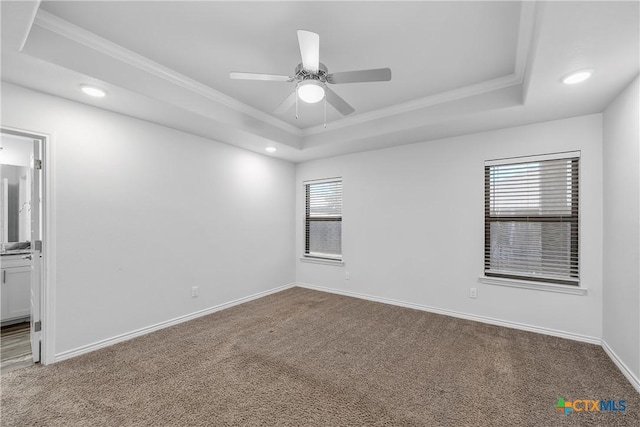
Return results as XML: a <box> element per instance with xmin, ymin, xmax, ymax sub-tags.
<box><xmin>484</xmin><ymin>156</ymin><xmax>579</xmax><ymax>285</ymax></box>
<box><xmin>305</xmin><ymin>179</ymin><xmax>342</xmax><ymax>259</ymax></box>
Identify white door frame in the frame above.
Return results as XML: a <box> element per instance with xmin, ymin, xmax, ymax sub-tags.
<box><xmin>1</xmin><ymin>126</ymin><xmax>56</xmax><ymax>365</ymax></box>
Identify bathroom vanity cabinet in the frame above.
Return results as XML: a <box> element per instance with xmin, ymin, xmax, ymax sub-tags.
<box><xmin>1</xmin><ymin>255</ymin><xmax>31</xmax><ymax>323</ymax></box>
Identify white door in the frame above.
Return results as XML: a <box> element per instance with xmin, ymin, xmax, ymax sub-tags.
<box><xmin>29</xmin><ymin>138</ymin><xmax>42</xmax><ymax>363</ymax></box>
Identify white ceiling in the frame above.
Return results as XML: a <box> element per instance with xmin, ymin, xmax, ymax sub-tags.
<box><xmin>1</xmin><ymin>1</ymin><xmax>638</xmax><ymax>162</ymax></box>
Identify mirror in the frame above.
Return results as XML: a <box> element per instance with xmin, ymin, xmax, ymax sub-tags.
<box><xmin>1</xmin><ymin>133</ymin><xmax>33</xmax><ymax>249</ymax></box>
<box><xmin>1</xmin><ymin>164</ymin><xmax>31</xmax><ymax>244</ymax></box>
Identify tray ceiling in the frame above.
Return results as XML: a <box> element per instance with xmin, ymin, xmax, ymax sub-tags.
<box><xmin>1</xmin><ymin>1</ymin><xmax>638</xmax><ymax>162</ymax></box>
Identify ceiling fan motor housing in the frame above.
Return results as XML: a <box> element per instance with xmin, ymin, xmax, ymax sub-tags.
<box><xmin>295</xmin><ymin>62</ymin><xmax>328</xmax><ymax>83</ymax></box>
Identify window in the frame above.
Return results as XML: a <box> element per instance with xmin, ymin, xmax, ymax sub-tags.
<box><xmin>304</xmin><ymin>178</ymin><xmax>342</xmax><ymax>261</ymax></box>
<box><xmin>484</xmin><ymin>153</ymin><xmax>579</xmax><ymax>285</ymax></box>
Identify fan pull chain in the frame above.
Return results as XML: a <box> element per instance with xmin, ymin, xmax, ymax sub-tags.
<box><xmin>295</xmin><ymin>85</ymin><xmax>299</xmax><ymax>120</ymax></box>
<box><xmin>323</xmin><ymin>96</ymin><xmax>327</xmax><ymax>128</ymax></box>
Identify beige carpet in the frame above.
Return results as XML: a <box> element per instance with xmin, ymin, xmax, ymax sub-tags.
<box><xmin>1</xmin><ymin>287</ymin><xmax>638</xmax><ymax>426</ymax></box>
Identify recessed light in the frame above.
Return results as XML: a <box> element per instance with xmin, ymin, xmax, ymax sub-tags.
<box><xmin>562</xmin><ymin>70</ymin><xmax>593</xmax><ymax>85</ymax></box>
<box><xmin>81</xmin><ymin>85</ymin><xmax>107</xmax><ymax>97</ymax></box>
<box><xmin>265</xmin><ymin>146</ymin><xmax>277</xmax><ymax>153</ymax></box>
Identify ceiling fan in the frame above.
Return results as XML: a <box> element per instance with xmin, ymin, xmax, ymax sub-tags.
<box><xmin>230</xmin><ymin>30</ymin><xmax>391</xmax><ymax>120</ymax></box>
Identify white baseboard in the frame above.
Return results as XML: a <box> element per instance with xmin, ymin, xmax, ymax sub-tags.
<box><xmin>296</xmin><ymin>283</ymin><xmax>601</xmax><ymax>345</ymax></box>
<box><xmin>601</xmin><ymin>340</ymin><xmax>640</xmax><ymax>394</ymax></box>
<box><xmin>54</xmin><ymin>283</ymin><xmax>296</xmax><ymax>363</ymax></box>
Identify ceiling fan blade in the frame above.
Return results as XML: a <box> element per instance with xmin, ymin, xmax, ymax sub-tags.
<box><xmin>297</xmin><ymin>30</ymin><xmax>319</xmax><ymax>72</ymax></box>
<box><xmin>273</xmin><ymin>91</ymin><xmax>297</xmax><ymax>114</ymax></box>
<box><xmin>230</xmin><ymin>72</ymin><xmax>291</xmax><ymax>82</ymax></box>
<box><xmin>326</xmin><ymin>68</ymin><xmax>392</xmax><ymax>84</ymax></box>
<box><xmin>325</xmin><ymin>87</ymin><xmax>355</xmax><ymax>116</ymax></box>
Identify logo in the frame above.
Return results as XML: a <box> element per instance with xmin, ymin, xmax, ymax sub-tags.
<box><xmin>555</xmin><ymin>397</ymin><xmax>573</xmax><ymax>415</ymax></box>
<box><xmin>554</xmin><ymin>397</ymin><xmax>626</xmax><ymax>415</ymax></box>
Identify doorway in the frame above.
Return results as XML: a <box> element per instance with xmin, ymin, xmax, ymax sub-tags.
<box><xmin>1</xmin><ymin>128</ymin><xmax>45</xmax><ymax>373</ymax></box>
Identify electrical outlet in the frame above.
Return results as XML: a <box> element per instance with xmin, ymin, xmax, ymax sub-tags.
<box><xmin>191</xmin><ymin>286</ymin><xmax>199</xmax><ymax>298</ymax></box>
<box><xmin>345</xmin><ymin>272</ymin><xmax>350</xmax><ymax>280</ymax></box>
<box><xmin>469</xmin><ymin>287</ymin><xmax>477</xmax><ymax>299</ymax></box>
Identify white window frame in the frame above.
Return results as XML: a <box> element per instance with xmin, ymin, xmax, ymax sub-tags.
<box><xmin>480</xmin><ymin>151</ymin><xmax>585</xmax><ymax>295</ymax></box>
<box><xmin>302</xmin><ymin>177</ymin><xmax>343</xmax><ymax>265</ymax></box>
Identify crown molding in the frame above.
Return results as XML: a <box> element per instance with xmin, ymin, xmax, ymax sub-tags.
<box><xmin>301</xmin><ymin>0</ymin><xmax>537</xmax><ymax>136</ymax></box>
<box><xmin>18</xmin><ymin>0</ymin><xmax>41</xmax><ymax>52</ymax></box>
<box><xmin>301</xmin><ymin>73</ymin><xmax>522</xmax><ymax>136</ymax></box>
<box><xmin>514</xmin><ymin>0</ymin><xmax>536</xmax><ymax>82</ymax></box>
<box><xmin>32</xmin><ymin>10</ymin><xmax>303</xmax><ymax>137</ymax></box>
<box><xmin>31</xmin><ymin>2</ymin><xmax>536</xmax><ymax>141</ymax></box>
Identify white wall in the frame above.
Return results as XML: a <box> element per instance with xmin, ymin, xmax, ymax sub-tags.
<box><xmin>1</xmin><ymin>83</ymin><xmax>296</xmax><ymax>357</ymax></box>
<box><xmin>1</xmin><ymin>79</ymin><xmax>621</xmax><ymax>364</ymax></box>
<box><xmin>603</xmin><ymin>75</ymin><xmax>640</xmax><ymax>382</ymax></box>
<box><xmin>297</xmin><ymin>114</ymin><xmax>603</xmax><ymax>340</ymax></box>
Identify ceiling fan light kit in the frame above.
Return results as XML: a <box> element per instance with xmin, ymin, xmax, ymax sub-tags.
<box><xmin>230</xmin><ymin>30</ymin><xmax>391</xmax><ymax>126</ymax></box>
<box><xmin>297</xmin><ymin>80</ymin><xmax>325</xmax><ymax>104</ymax></box>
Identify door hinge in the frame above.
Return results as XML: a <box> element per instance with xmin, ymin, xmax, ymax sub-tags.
<box><xmin>35</xmin><ymin>240</ymin><xmax>42</xmax><ymax>251</ymax></box>
<box><xmin>34</xmin><ymin>321</ymin><xmax>42</xmax><ymax>332</ymax></box>
<box><xmin>34</xmin><ymin>159</ymin><xmax>42</xmax><ymax>170</ymax></box>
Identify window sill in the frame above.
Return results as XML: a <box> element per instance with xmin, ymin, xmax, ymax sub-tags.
<box><xmin>478</xmin><ymin>276</ymin><xmax>587</xmax><ymax>295</ymax></box>
<box><xmin>300</xmin><ymin>256</ymin><xmax>344</xmax><ymax>267</ymax></box>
